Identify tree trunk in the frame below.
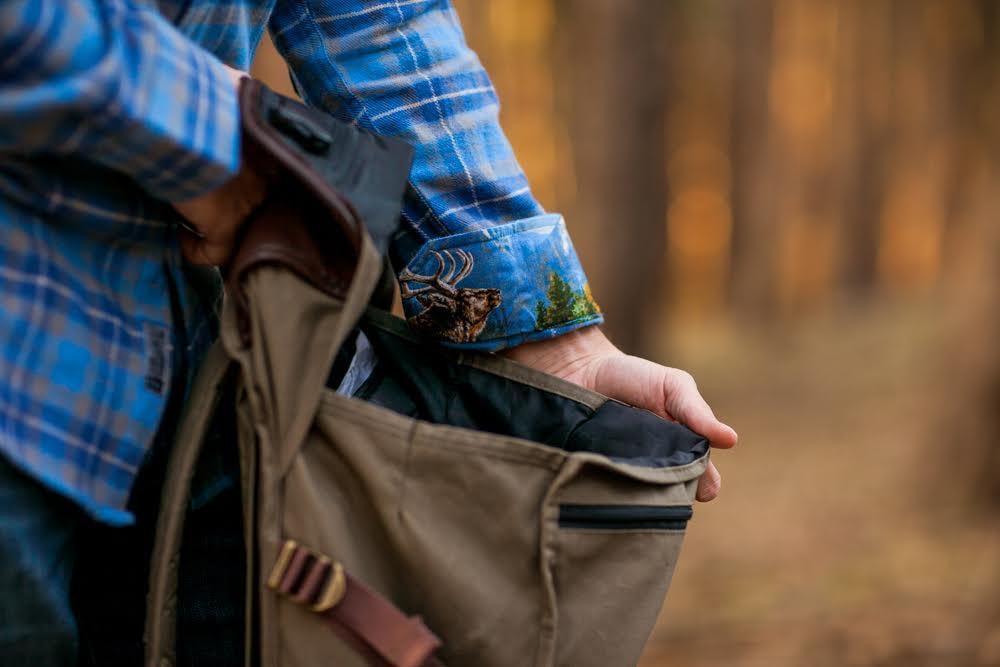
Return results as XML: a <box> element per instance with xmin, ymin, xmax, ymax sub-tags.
<box><xmin>727</xmin><ymin>0</ymin><xmax>776</xmax><ymax>317</ymax></box>
<box><xmin>553</xmin><ymin>0</ymin><xmax>669</xmax><ymax>356</ymax></box>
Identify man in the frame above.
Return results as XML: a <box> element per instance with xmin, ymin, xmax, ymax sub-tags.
<box><xmin>0</xmin><ymin>0</ymin><xmax>737</xmax><ymax>663</ymax></box>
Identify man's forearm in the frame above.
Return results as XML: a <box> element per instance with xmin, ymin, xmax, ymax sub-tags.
<box><xmin>0</xmin><ymin>0</ymin><xmax>240</xmax><ymax>202</ymax></box>
<box><xmin>269</xmin><ymin>0</ymin><xmax>602</xmax><ymax>350</ymax></box>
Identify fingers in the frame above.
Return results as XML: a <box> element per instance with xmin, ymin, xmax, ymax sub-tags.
<box><xmin>223</xmin><ymin>65</ymin><xmax>249</xmax><ymax>88</ymax></box>
<box><xmin>588</xmin><ymin>353</ymin><xmax>738</xmax><ymax>449</ymax></box>
<box><xmin>696</xmin><ymin>461</ymin><xmax>721</xmax><ymax>502</ymax></box>
<box><xmin>506</xmin><ymin>337</ymin><xmax>732</xmax><ymax>502</ymax></box>
<box><xmin>180</xmin><ymin>228</ymin><xmax>235</xmax><ymax>265</ymax></box>
<box><xmin>506</xmin><ymin>334</ymin><xmax>733</xmax><ymax>503</ymax></box>
<box><xmin>663</xmin><ymin>369</ymin><xmax>738</xmax><ymax>450</ymax></box>
<box><xmin>172</xmin><ymin>158</ymin><xmax>269</xmax><ymax>266</ymax></box>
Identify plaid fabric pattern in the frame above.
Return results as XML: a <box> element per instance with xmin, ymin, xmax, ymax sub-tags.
<box><xmin>0</xmin><ymin>0</ymin><xmax>601</xmax><ymax>524</ymax></box>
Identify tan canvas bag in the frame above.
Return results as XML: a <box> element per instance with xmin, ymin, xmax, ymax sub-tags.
<box><xmin>146</xmin><ymin>80</ymin><xmax>709</xmax><ymax>667</ymax></box>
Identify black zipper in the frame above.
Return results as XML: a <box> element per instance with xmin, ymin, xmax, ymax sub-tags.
<box><xmin>558</xmin><ymin>504</ymin><xmax>693</xmax><ymax>530</ymax></box>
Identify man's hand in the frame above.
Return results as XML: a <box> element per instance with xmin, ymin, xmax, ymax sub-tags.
<box><xmin>502</xmin><ymin>326</ymin><xmax>737</xmax><ymax>502</ymax></box>
<box><xmin>170</xmin><ymin>66</ymin><xmax>269</xmax><ymax>265</ymax></box>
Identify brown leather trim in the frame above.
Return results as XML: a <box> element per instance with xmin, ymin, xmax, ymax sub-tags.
<box><xmin>238</xmin><ymin>78</ymin><xmax>362</xmax><ymax>254</ymax></box>
<box><xmin>268</xmin><ymin>541</ymin><xmax>443</xmax><ymax>667</ymax></box>
<box><xmin>226</xmin><ymin>197</ymin><xmax>354</xmax><ymax>344</ymax></box>
<box><xmin>324</xmin><ymin>572</ymin><xmax>443</xmax><ymax>667</ymax></box>
<box><xmin>277</xmin><ymin>546</ymin><xmax>310</xmax><ymax>596</ymax></box>
<box><xmin>295</xmin><ymin>558</ymin><xmax>331</xmax><ymax>606</ymax></box>
<box><xmin>226</xmin><ymin>78</ymin><xmax>363</xmax><ymax>346</ymax></box>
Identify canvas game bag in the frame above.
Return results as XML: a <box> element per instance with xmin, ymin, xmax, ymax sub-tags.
<box><xmin>145</xmin><ymin>79</ymin><xmax>710</xmax><ymax>667</ymax></box>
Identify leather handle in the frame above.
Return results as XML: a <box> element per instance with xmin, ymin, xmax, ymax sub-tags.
<box><xmin>225</xmin><ymin>194</ymin><xmax>357</xmax><ymax>346</ymax></box>
<box><xmin>225</xmin><ymin>78</ymin><xmax>365</xmax><ymax>346</ymax></box>
<box><xmin>238</xmin><ymin>77</ymin><xmax>363</xmax><ymax>256</ymax></box>
<box><xmin>223</xmin><ymin>78</ymin><xmax>414</xmax><ymax>344</ymax></box>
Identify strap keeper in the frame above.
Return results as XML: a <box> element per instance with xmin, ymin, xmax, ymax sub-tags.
<box><xmin>267</xmin><ymin>539</ymin><xmax>347</xmax><ymax>613</ymax></box>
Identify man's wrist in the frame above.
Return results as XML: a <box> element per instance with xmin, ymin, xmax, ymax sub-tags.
<box><xmin>500</xmin><ymin>325</ymin><xmax>621</xmax><ymax>387</ymax></box>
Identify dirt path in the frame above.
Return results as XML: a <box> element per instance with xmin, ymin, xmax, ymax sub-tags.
<box><xmin>639</xmin><ymin>295</ymin><xmax>1000</xmax><ymax>666</ymax></box>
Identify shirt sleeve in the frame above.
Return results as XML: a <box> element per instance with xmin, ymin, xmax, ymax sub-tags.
<box><xmin>0</xmin><ymin>0</ymin><xmax>240</xmax><ymax>202</ymax></box>
<box><xmin>269</xmin><ymin>0</ymin><xmax>603</xmax><ymax>350</ymax></box>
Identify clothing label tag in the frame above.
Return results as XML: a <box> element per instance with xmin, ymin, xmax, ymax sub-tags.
<box><xmin>143</xmin><ymin>322</ymin><xmax>171</xmax><ymax>396</ymax></box>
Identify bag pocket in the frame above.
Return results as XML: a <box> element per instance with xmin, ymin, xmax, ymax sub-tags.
<box><xmin>384</xmin><ymin>424</ymin><xmax>706</xmax><ymax>667</ymax></box>
<box><xmin>542</xmin><ymin>455</ymin><xmax>704</xmax><ymax>667</ymax></box>
<box><xmin>558</xmin><ymin>504</ymin><xmax>693</xmax><ymax>531</ymax></box>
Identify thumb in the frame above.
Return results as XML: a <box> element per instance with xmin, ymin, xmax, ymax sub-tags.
<box><xmin>594</xmin><ymin>355</ymin><xmax>737</xmax><ymax>449</ymax></box>
<box><xmin>662</xmin><ymin>369</ymin><xmax>738</xmax><ymax>449</ymax></box>
<box><xmin>696</xmin><ymin>461</ymin><xmax>722</xmax><ymax>502</ymax></box>
<box><xmin>180</xmin><ymin>227</ymin><xmax>236</xmax><ymax>265</ymax></box>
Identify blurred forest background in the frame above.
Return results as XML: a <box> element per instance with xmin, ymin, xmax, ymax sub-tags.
<box><xmin>254</xmin><ymin>1</ymin><xmax>1000</xmax><ymax>664</ymax></box>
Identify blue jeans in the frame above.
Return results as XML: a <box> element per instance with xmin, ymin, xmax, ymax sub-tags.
<box><xmin>72</xmin><ymin>405</ymin><xmax>246</xmax><ymax>667</ymax></box>
<box><xmin>0</xmin><ymin>405</ymin><xmax>245</xmax><ymax>667</ymax></box>
<box><xmin>0</xmin><ymin>456</ymin><xmax>82</xmax><ymax>665</ymax></box>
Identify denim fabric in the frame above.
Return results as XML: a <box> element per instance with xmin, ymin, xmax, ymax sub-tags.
<box><xmin>0</xmin><ymin>442</ymin><xmax>245</xmax><ymax>667</ymax></box>
<box><xmin>0</xmin><ymin>455</ymin><xmax>82</xmax><ymax>666</ymax></box>
<box><xmin>72</xmin><ymin>415</ymin><xmax>246</xmax><ymax>667</ymax></box>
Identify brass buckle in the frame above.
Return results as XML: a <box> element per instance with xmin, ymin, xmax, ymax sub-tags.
<box><xmin>267</xmin><ymin>539</ymin><xmax>347</xmax><ymax>612</ymax></box>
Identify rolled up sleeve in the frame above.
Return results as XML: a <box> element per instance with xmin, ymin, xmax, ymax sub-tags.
<box><xmin>270</xmin><ymin>0</ymin><xmax>602</xmax><ymax>350</ymax></box>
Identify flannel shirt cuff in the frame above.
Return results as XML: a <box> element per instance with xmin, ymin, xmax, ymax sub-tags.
<box><xmin>397</xmin><ymin>214</ymin><xmax>603</xmax><ymax>352</ymax></box>
<box><xmin>88</xmin><ymin>14</ymin><xmax>241</xmax><ymax>202</ymax></box>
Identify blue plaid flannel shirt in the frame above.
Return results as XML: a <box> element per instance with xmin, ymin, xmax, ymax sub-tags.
<box><xmin>0</xmin><ymin>0</ymin><xmax>601</xmax><ymax>524</ymax></box>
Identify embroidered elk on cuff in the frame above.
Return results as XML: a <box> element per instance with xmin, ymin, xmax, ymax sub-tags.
<box><xmin>399</xmin><ymin>249</ymin><xmax>501</xmax><ymax>343</ymax></box>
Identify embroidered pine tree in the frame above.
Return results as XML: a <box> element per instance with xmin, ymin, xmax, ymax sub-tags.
<box><xmin>573</xmin><ymin>282</ymin><xmax>600</xmax><ymax>320</ymax></box>
<box><xmin>535</xmin><ymin>272</ymin><xmax>600</xmax><ymax>329</ymax></box>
